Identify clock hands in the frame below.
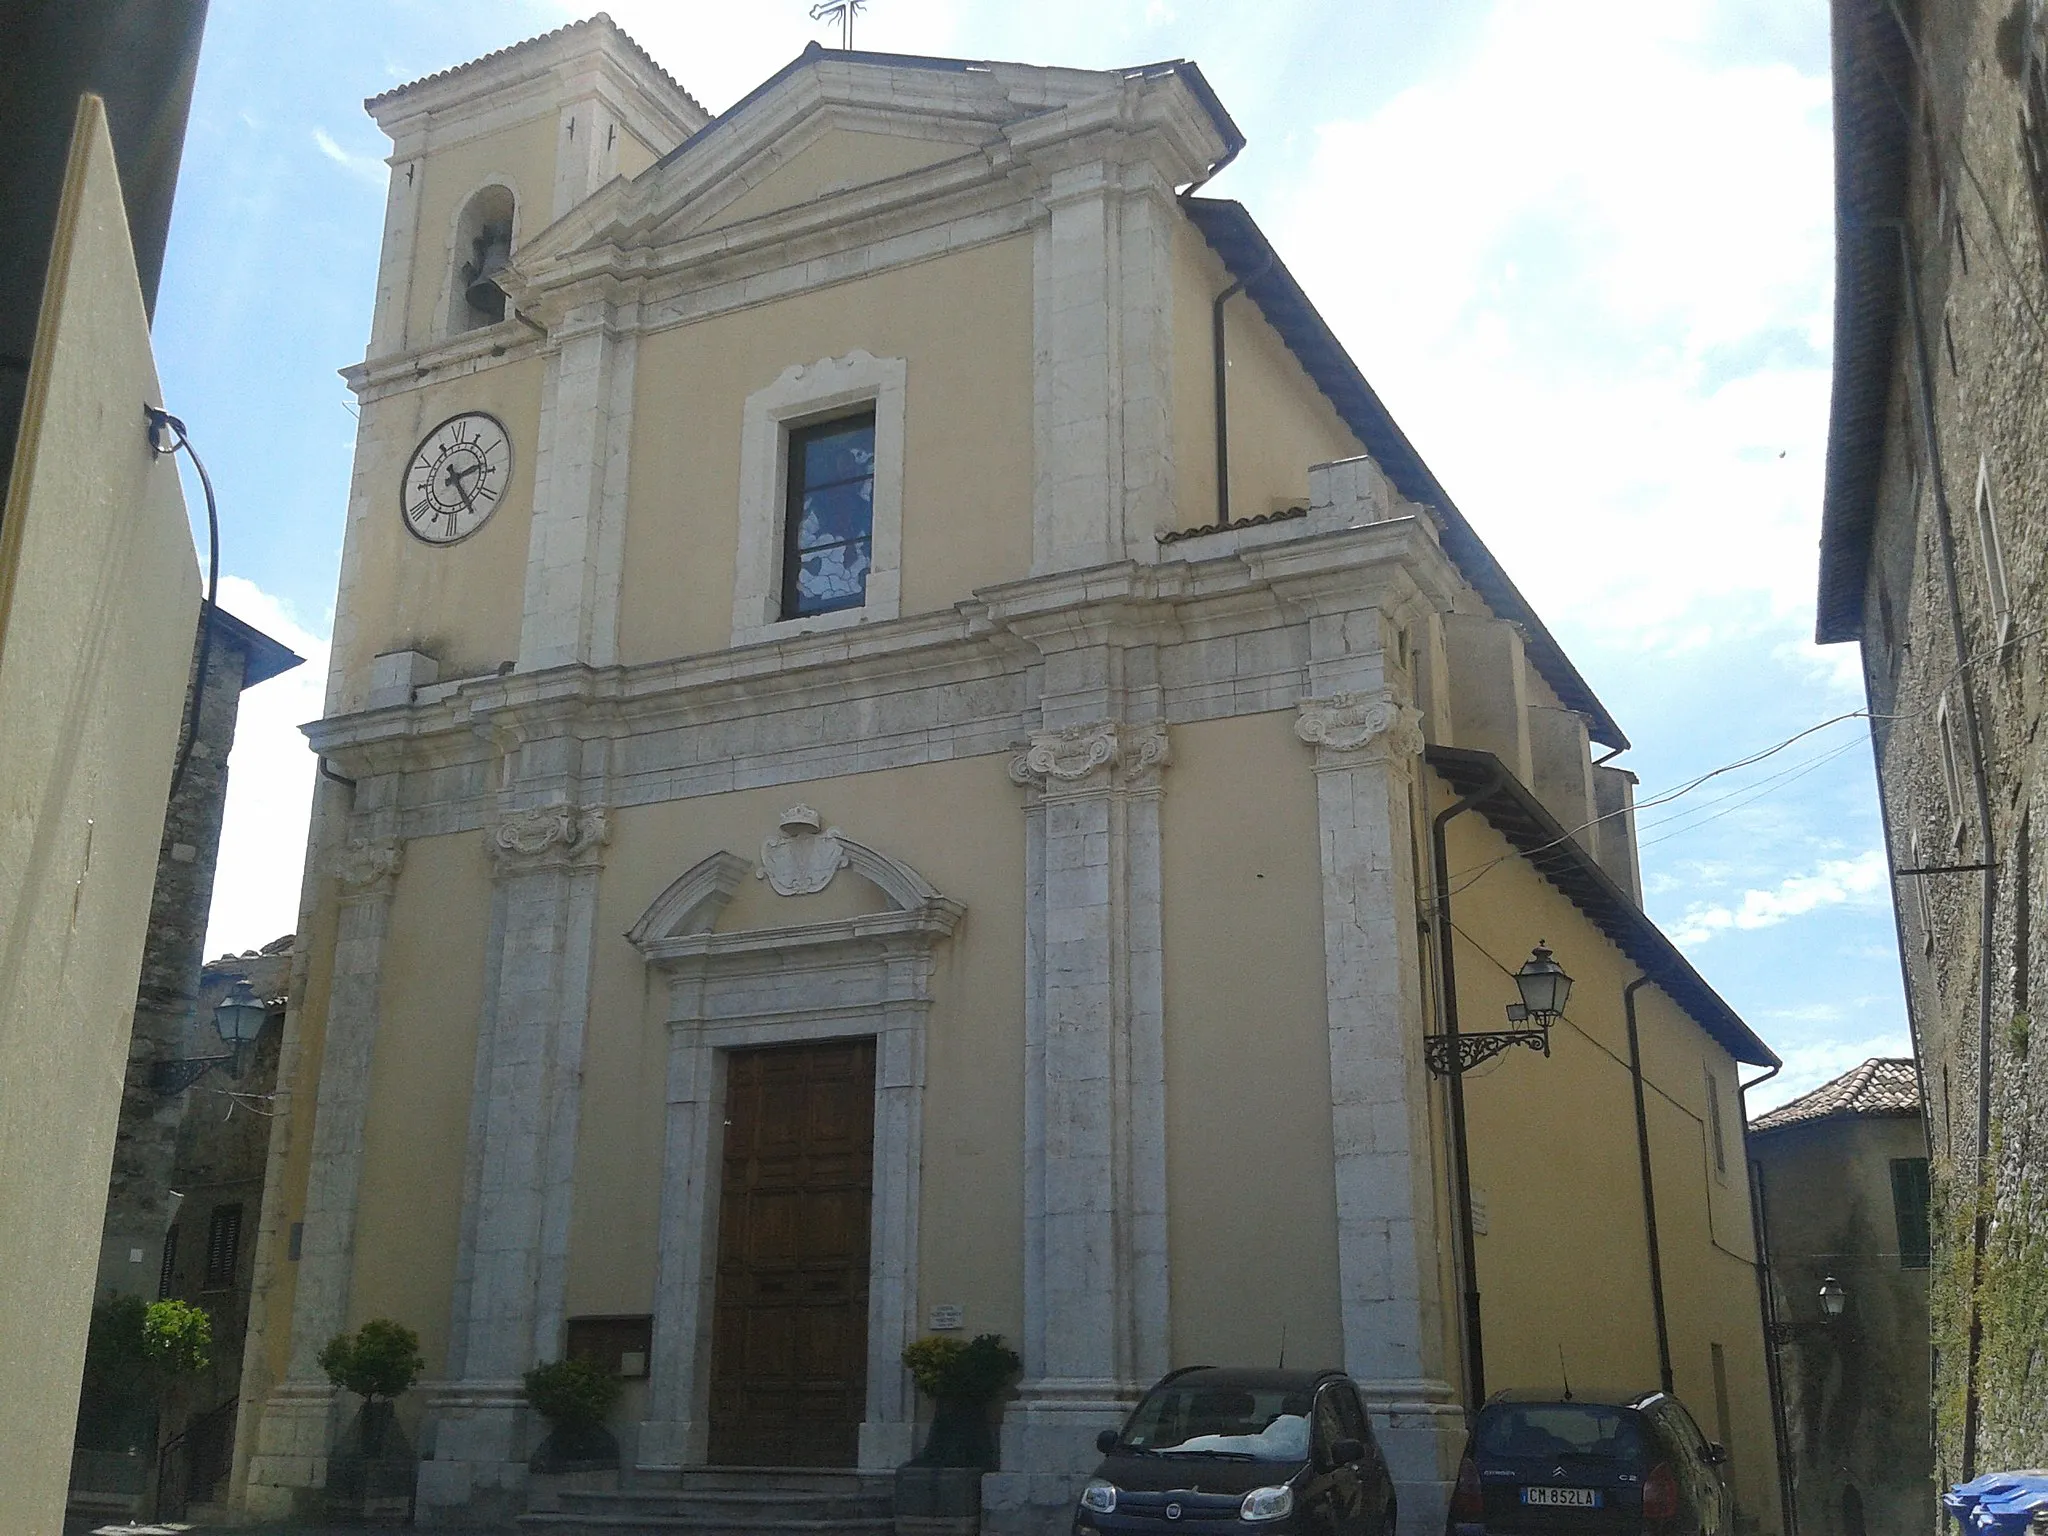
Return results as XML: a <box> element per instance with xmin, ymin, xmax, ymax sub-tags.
<box><xmin>442</xmin><ymin>458</ymin><xmax>484</xmax><ymax>526</ymax></box>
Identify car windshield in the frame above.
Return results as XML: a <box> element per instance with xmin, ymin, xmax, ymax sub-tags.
<box><xmin>1477</xmin><ymin>1404</ymin><xmax>1647</xmax><ymax>1463</ymax></box>
<box><xmin>1118</xmin><ymin>1383</ymin><xmax>1313</xmax><ymax>1462</ymax></box>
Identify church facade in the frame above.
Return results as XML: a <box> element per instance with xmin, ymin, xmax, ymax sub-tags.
<box><xmin>235</xmin><ymin>19</ymin><xmax>1785</xmax><ymax>1534</ymax></box>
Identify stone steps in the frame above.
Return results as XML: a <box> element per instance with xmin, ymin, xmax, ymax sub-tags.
<box><xmin>519</xmin><ymin>1468</ymin><xmax>896</xmax><ymax>1536</ymax></box>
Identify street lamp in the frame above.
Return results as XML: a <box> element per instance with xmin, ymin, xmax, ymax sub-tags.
<box><xmin>1509</xmin><ymin>942</ymin><xmax>1573</xmax><ymax>1022</ymax></box>
<box><xmin>212</xmin><ymin>977</ymin><xmax>269</xmax><ymax>1077</ymax></box>
<box><xmin>1427</xmin><ymin>941</ymin><xmax>1575</xmax><ymax>1076</ymax></box>
<box><xmin>1818</xmin><ymin>1275</ymin><xmax>1847</xmax><ymax>1321</ymax></box>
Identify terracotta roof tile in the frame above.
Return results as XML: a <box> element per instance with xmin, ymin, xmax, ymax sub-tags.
<box><xmin>1749</xmin><ymin>1057</ymin><xmax>1920</xmax><ymax>1132</ymax></box>
<box><xmin>365</xmin><ymin>12</ymin><xmax>704</xmax><ymax>118</ymax></box>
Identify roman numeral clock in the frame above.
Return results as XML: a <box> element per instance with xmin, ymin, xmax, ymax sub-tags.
<box><xmin>401</xmin><ymin>411</ymin><xmax>512</xmax><ymax>543</ymax></box>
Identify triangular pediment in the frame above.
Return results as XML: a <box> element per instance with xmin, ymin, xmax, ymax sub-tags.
<box><xmin>508</xmin><ymin>49</ymin><xmax>1235</xmax><ymax>285</ymax></box>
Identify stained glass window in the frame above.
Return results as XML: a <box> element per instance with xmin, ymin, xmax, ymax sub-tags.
<box><xmin>782</xmin><ymin>414</ymin><xmax>875</xmax><ymax>620</ymax></box>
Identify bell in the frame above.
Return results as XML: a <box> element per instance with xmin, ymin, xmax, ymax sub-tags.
<box><xmin>465</xmin><ymin>224</ymin><xmax>511</xmax><ymax>317</ymax></box>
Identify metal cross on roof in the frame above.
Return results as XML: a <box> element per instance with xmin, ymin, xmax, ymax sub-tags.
<box><xmin>809</xmin><ymin>0</ymin><xmax>869</xmax><ymax>49</ymax></box>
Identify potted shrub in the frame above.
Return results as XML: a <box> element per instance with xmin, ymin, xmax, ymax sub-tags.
<box><xmin>895</xmin><ymin>1333</ymin><xmax>1021</xmax><ymax>1536</ymax></box>
<box><xmin>317</xmin><ymin>1318</ymin><xmax>424</xmax><ymax>1521</ymax></box>
<box><xmin>522</xmin><ymin>1355</ymin><xmax>623</xmax><ymax>1474</ymax></box>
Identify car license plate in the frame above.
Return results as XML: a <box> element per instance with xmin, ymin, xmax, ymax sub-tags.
<box><xmin>1522</xmin><ymin>1488</ymin><xmax>1602</xmax><ymax>1508</ymax></box>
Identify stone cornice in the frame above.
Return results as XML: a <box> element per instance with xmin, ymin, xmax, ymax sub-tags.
<box><xmin>342</xmin><ymin>322</ymin><xmax>546</xmax><ymax>401</ymax></box>
<box><xmin>639</xmin><ymin>903</ymin><xmax>966</xmax><ymax>972</ymax></box>
<box><xmin>304</xmin><ymin>516</ymin><xmax>1460</xmax><ymax>782</ymax></box>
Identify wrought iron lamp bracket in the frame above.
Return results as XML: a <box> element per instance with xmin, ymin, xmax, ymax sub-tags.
<box><xmin>1425</xmin><ymin>1028</ymin><xmax>1551</xmax><ymax>1077</ymax></box>
<box><xmin>149</xmin><ymin>1054</ymin><xmax>234</xmax><ymax>1096</ymax></box>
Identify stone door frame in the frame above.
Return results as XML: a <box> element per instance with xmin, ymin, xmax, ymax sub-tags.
<box><xmin>628</xmin><ymin>844</ymin><xmax>963</xmax><ymax>1471</ymax></box>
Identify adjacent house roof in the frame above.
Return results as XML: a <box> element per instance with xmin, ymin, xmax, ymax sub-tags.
<box><xmin>1426</xmin><ymin>746</ymin><xmax>1775</xmax><ymax>1066</ymax></box>
<box><xmin>1187</xmin><ymin>198</ymin><xmax>1627</xmax><ymax>751</ymax></box>
<box><xmin>1750</xmin><ymin>1057</ymin><xmax>1921</xmax><ymax>1131</ymax></box>
<box><xmin>206</xmin><ymin>603</ymin><xmax>303</xmax><ymax>689</ymax></box>
<box><xmin>364</xmin><ymin>11</ymin><xmax>705</xmax><ymax>118</ymax></box>
<box><xmin>1814</xmin><ymin>0</ymin><xmax>1916</xmax><ymax>644</ymax></box>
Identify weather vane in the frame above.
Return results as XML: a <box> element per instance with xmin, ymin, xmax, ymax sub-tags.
<box><xmin>810</xmin><ymin>0</ymin><xmax>867</xmax><ymax>49</ymax></box>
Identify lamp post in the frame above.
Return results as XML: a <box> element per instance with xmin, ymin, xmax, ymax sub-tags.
<box><xmin>212</xmin><ymin>977</ymin><xmax>269</xmax><ymax>1078</ymax></box>
<box><xmin>148</xmin><ymin>977</ymin><xmax>273</xmax><ymax>1094</ymax></box>
<box><xmin>1426</xmin><ymin>941</ymin><xmax>1574</xmax><ymax>1076</ymax></box>
<box><xmin>1818</xmin><ymin>1275</ymin><xmax>1847</xmax><ymax>1321</ymax></box>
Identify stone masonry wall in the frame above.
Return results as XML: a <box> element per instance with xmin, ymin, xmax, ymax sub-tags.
<box><xmin>1853</xmin><ymin>0</ymin><xmax>2048</xmax><ymax>1483</ymax></box>
<box><xmin>93</xmin><ymin>619</ymin><xmax>260</xmax><ymax>1303</ymax></box>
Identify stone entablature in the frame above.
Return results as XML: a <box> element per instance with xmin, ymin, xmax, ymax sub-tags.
<box><xmin>305</xmin><ymin>514</ymin><xmax>1466</xmax><ymax>829</ymax></box>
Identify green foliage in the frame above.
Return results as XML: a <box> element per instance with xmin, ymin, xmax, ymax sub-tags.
<box><xmin>1928</xmin><ymin>1136</ymin><xmax>2048</xmax><ymax>1480</ymax></box>
<box><xmin>901</xmin><ymin>1333</ymin><xmax>1020</xmax><ymax>1403</ymax></box>
<box><xmin>318</xmin><ymin>1319</ymin><xmax>424</xmax><ymax>1401</ymax></box>
<box><xmin>2009</xmin><ymin>1010</ymin><xmax>2031</xmax><ymax>1060</ymax></box>
<box><xmin>142</xmin><ymin>1298</ymin><xmax>212</xmax><ymax>1378</ymax></box>
<box><xmin>522</xmin><ymin>1356</ymin><xmax>622</xmax><ymax>1432</ymax></box>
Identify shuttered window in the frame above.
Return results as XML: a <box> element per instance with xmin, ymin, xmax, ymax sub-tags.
<box><xmin>1892</xmin><ymin>1158</ymin><xmax>1932</xmax><ymax>1269</ymax></box>
<box><xmin>203</xmin><ymin>1203</ymin><xmax>243</xmax><ymax>1290</ymax></box>
<box><xmin>158</xmin><ymin>1226</ymin><xmax>179</xmax><ymax>1299</ymax></box>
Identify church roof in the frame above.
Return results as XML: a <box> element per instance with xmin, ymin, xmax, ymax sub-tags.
<box><xmin>1185</xmin><ymin>198</ymin><xmax>1626</xmax><ymax>750</ymax></box>
<box><xmin>1426</xmin><ymin>746</ymin><xmax>1773</xmax><ymax>1065</ymax></box>
<box><xmin>1749</xmin><ymin>1057</ymin><xmax>1921</xmax><ymax>1131</ymax></box>
<box><xmin>364</xmin><ymin>11</ymin><xmax>704</xmax><ymax>119</ymax></box>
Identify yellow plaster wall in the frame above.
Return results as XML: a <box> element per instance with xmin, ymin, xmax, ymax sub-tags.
<box><xmin>400</xmin><ymin>113</ymin><xmax>560</xmax><ymax>350</ymax></box>
<box><xmin>1169</xmin><ymin>218</ymin><xmax>1362</xmax><ymax>532</ymax></box>
<box><xmin>563</xmin><ymin>755</ymin><xmax>1027</xmax><ymax>1344</ymax></box>
<box><xmin>1434</xmin><ymin>789</ymin><xmax>1780</xmax><ymax>1531</ymax></box>
<box><xmin>698</xmin><ymin>128</ymin><xmax>969</xmax><ymax>234</ymax></box>
<box><xmin>329</xmin><ymin>359</ymin><xmax>543</xmax><ymax>711</ymax></box>
<box><xmin>0</xmin><ymin>97</ymin><xmax>202</xmax><ymax>1536</ymax></box>
<box><xmin>346</xmin><ymin>830</ymin><xmax>492</xmax><ymax>1372</ymax></box>
<box><xmin>1159</xmin><ymin>712</ymin><xmax>1344</xmax><ymax>1369</ymax></box>
<box><xmin>619</xmin><ymin>233</ymin><xmax>1035</xmax><ymax>663</ymax></box>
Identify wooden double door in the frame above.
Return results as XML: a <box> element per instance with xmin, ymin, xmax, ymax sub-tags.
<box><xmin>707</xmin><ymin>1037</ymin><xmax>876</xmax><ymax>1466</ymax></box>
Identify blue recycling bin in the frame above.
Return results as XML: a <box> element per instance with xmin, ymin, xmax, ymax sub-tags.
<box><xmin>1973</xmin><ymin>1479</ymin><xmax>2048</xmax><ymax>1536</ymax></box>
<box><xmin>1941</xmin><ymin>1482</ymin><xmax>2048</xmax><ymax>1536</ymax></box>
<box><xmin>1946</xmin><ymin>1472</ymin><xmax>2048</xmax><ymax>1529</ymax></box>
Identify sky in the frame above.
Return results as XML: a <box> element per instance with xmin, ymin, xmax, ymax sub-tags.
<box><xmin>151</xmin><ymin>0</ymin><xmax>1902</xmax><ymax>1114</ymax></box>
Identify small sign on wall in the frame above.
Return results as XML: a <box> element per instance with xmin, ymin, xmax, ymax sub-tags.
<box><xmin>928</xmin><ymin>1303</ymin><xmax>964</xmax><ymax>1331</ymax></box>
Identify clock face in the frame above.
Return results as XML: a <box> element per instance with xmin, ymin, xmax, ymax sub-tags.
<box><xmin>401</xmin><ymin>411</ymin><xmax>512</xmax><ymax>544</ymax></box>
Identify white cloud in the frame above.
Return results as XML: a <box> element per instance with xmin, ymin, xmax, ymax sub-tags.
<box><xmin>1271</xmin><ymin>0</ymin><xmax>1831</xmax><ymax>647</ymax></box>
<box><xmin>1669</xmin><ymin>849</ymin><xmax>1892</xmax><ymax>946</ymax></box>
<box><xmin>203</xmin><ymin>576</ymin><xmax>329</xmax><ymax>961</ymax></box>
<box><xmin>312</xmin><ymin>126</ymin><xmax>388</xmax><ymax>189</ymax></box>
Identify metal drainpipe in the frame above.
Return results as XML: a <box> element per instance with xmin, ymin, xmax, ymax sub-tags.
<box><xmin>1623</xmin><ymin>977</ymin><xmax>1673</xmax><ymax>1395</ymax></box>
<box><xmin>1210</xmin><ymin>251</ymin><xmax>1275</xmax><ymax>528</ymax></box>
<box><xmin>1431</xmin><ymin>763</ymin><xmax>1505</xmax><ymax>1409</ymax></box>
<box><xmin>1742</xmin><ymin>1063</ymin><xmax>1796</xmax><ymax>1536</ymax></box>
<box><xmin>1895</xmin><ymin>223</ymin><xmax>1999</xmax><ymax>1480</ymax></box>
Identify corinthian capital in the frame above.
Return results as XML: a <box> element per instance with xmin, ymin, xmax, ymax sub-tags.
<box><xmin>334</xmin><ymin>836</ymin><xmax>404</xmax><ymax>898</ymax></box>
<box><xmin>1008</xmin><ymin>719</ymin><xmax>1171</xmax><ymax>794</ymax></box>
<box><xmin>490</xmin><ymin>802</ymin><xmax>611</xmax><ymax>875</ymax></box>
<box><xmin>1295</xmin><ymin>691</ymin><xmax>1424</xmax><ymax>763</ymax></box>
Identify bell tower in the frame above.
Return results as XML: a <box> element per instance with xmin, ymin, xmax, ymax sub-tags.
<box><xmin>360</xmin><ymin>16</ymin><xmax>707</xmax><ymax>359</ymax></box>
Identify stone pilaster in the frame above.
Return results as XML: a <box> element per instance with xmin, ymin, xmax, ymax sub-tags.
<box><xmin>517</xmin><ymin>300</ymin><xmax>637</xmax><ymax>672</ymax></box>
<box><xmin>1029</xmin><ymin>163</ymin><xmax>1177</xmax><ymax>574</ymax></box>
<box><xmin>1295</xmin><ymin>687</ymin><xmax>1464</xmax><ymax>1536</ymax></box>
<box><xmin>416</xmin><ymin>802</ymin><xmax>608</xmax><ymax>1525</ymax></box>
<box><xmin>243</xmin><ymin>833</ymin><xmax>404</xmax><ymax>1514</ymax></box>
<box><xmin>988</xmin><ymin>718</ymin><xmax>1170</xmax><ymax>1535</ymax></box>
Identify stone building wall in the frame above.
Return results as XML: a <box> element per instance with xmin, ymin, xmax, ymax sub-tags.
<box><xmin>1847</xmin><ymin>0</ymin><xmax>2048</xmax><ymax>1480</ymax></box>
<box><xmin>92</xmin><ymin>610</ymin><xmax>302</xmax><ymax>1306</ymax></box>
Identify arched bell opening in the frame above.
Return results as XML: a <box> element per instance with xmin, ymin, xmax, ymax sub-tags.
<box><xmin>449</xmin><ymin>183</ymin><xmax>515</xmax><ymax>334</ymax></box>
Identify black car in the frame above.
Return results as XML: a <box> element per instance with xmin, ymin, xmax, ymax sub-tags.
<box><xmin>1447</xmin><ymin>1389</ymin><xmax>1730</xmax><ymax>1536</ymax></box>
<box><xmin>1074</xmin><ymin>1366</ymin><xmax>1397</xmax><ymax>1536</ymax></box>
